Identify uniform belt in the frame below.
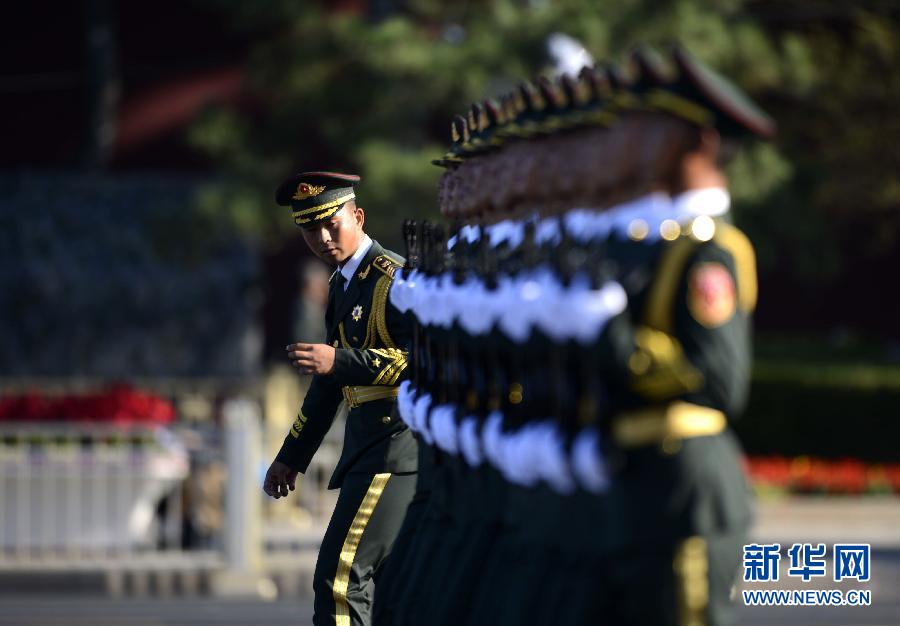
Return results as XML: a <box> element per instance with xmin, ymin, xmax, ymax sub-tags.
<box><xmin>342</xmin><ymin>385</ymin><xmax>400</xmax><ymax>409</ymax></box>
<box><xmin>612</xmin><ymin>401</ymin><xmax>726</xmax><ymax>448</ymax></box>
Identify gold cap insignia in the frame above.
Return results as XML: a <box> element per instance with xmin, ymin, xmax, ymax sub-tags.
<box><xmin>292</xmin><ymin>183</ymin><xmax>326</xmax><ymax>200</ymax></box>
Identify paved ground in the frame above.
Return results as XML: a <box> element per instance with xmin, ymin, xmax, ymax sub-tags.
<box><xmin>0</xmin><ymin>593</ymin><xmax>897</xmax><ymax>626</ymax></box>
<box><xmin>1</xmin><ymin>498</ymin><xmax>898</xmax><ymax>625</ymax></box>
<box><xmin>0</xmin><ymin>597</ymin><xmax>314</xmax><ymax>626</ymax></box>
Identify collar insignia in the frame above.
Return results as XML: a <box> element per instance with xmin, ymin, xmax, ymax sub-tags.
<box><xmin>358</xmin><ymin>264</ymin><xmax>372</xmax><ymax>280</ymax></box>
<box><xmin>292</xmin><ymin>183</ymin><xmax>326</xmax><ymax>200</ymax></box>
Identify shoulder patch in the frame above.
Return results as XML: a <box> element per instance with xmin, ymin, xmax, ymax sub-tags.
<box><xmin>687</xmin><ymin>262</ymin><xmax>736</xmax><ymax>328</ymax></box>
<box><xmin>372</xmin><ymin>254</ymin><xmax>402</xmax><ymax>279</ymax></box>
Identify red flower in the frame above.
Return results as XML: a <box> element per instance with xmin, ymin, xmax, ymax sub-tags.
<box><xmin>0</xmin><ymin>386</ymin><xmax>175</xmax><ymax>425</ymax></box>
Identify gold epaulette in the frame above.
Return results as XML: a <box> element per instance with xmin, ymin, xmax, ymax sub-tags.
<box><xmin>372</xmin><ymin>254</ymin><xmax>402</xmax><ymax>279</ymax></box>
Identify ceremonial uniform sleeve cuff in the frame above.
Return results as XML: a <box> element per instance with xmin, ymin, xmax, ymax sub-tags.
<box><xmin>331</xmin><ymin>348</ymin><xmax>355</xmax><ymax>383</ymax></box>
<box><xmin>275</xmin><ymin>441</ymin><xmax>309</xmax><ymax>474</ymax></box>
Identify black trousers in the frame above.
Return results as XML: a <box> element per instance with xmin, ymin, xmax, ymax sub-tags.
<box><xmin>312</xmin><ymin>471</ymin><xmax>417</xmax><ymax>626</ymax></box>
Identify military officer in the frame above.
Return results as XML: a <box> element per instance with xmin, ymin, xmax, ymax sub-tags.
<box><xmin>262</xmin><ymin>171</ymin><xmax>418</xmax><ymax>626</ymax></box>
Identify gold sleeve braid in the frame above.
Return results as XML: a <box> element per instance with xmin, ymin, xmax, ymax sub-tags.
<box><xmin>289</xmin><ymin>412</ymin><xmax>308</xmax><ymax>438</ymax></box>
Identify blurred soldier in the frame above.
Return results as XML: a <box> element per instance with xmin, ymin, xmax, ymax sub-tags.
<box><xmin>405</xmin><ymin>44</ymin><xmax>774</xmax><ymax>626</ymax></box>
<box><xmin>263</xmin><ymin>172</ymin><xmax>417</xmax><ymax>626</ymax></box>
<box><xmin>580</xmin><ymin>48</ymin><xmax>774</xmax><ymax>625</ymax></box>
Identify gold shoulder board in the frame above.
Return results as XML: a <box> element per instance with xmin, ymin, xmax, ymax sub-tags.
<box><xmin>372</xmin><ymin>254</ymin><xmax>402</xmax><ymax>279</ymax></box>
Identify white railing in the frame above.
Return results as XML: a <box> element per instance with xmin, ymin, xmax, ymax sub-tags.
<box><xmin>0</xmin><ymin>385</ymin><xmax>346</xmax><ymax>597</ymax></box>
<box><xmin>0</xmin><ymin>423</ymin><xmax>188</xmax><ymax>557</ymax></box>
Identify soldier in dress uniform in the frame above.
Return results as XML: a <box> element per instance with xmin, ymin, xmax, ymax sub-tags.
<box><xmin>262</xmin><ymin>171</ymin><xmax>418</xmax><ymax>626</ymax></box>
<box><xmin>585</xmin><ymin>47</ymin><xmax>774</xmax><ymax>626</ymax></box>
<box><xmin>387</xmin><ymin>44</ymin><xmax>775</xmax><ymax>626</ymax></box>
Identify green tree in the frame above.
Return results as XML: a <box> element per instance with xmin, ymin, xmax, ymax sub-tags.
<box><xmin>189</xmin><ymin>0</ymin><xmax>900</xmax><ymax>291</ymax></box>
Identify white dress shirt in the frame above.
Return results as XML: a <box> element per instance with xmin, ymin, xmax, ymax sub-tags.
<box><xmin>337</xmin><ymin>234</ymin><xmax>373</xmax><ymax>291</ymax></box>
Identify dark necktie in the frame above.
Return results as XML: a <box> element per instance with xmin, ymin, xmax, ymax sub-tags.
<box><xmin>334</xmin><ymin>271</ymin><xmax>347</xmax><ymax>304</ymax></box>
<box><xmin>326</xmin><ymin>272</ymin><xmax>345</xmax><ymax>331</ymax></box>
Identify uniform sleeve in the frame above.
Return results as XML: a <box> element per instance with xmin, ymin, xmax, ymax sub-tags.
<box><xmin>605</xmin><ymin>224</ymin><xmax>757</xmax><ymax>418</ymax></box>
<box><xmin>331</xmin><ymin>293</ymin><xmax>414</xmax><ymax>386</ymax></box>
<box><xmin>673</xmin><ymin>235</ymin><xmax>756</xmax><ymax>418</ymax></box>
<box><xmin>274</xmin><ymin>373</ymin><xmax>343</xmax><ymax>473</ymax></box>
<box><xmin>332</xmin><ymin>347</ymin><xmax>409</xmax><ymax>386</ymax></box>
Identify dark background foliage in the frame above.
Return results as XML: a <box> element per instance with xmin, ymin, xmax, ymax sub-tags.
<box><xmin>3</xmin><ymin>0</ymin><xmax>899</xmax><ymax>458</ymax></box>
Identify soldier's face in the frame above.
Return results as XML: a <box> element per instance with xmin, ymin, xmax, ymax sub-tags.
<box><xmin>301</xmin><ymin>203</ymin><xmax>365</xmax><ymax>266</ymax></box>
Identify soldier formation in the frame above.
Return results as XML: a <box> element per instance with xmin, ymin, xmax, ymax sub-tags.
<box><xmin>373</xmin><ymin>45</ymin><xmax>774</xmax><ymax>626</ymax></box>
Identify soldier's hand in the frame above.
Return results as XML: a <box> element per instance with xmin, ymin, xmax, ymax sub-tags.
<box><xmin>263</xmin><ymin>460</ymin><xmax>299</xmax><ymax>499</ymax></box>
<box><xmin>287</xmin><ymin>342</ymin><xmax>336</xmax><ymax>376</ymax></box>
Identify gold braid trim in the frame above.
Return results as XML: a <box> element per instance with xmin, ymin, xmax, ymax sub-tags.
<box><xmin>373</xmin><ymin>357</ymin><xmax>408</xmax><ymax>385</ymax></box>
<box><xmin>289</xmin><ymin>411</ymin><xmax>308</xmax><ymax>438</ymax></box>
<box><xmin>372</xmin><ymin>274</ymin><xmax>397</xmax><ymax>348</ymax></box>
<box><xmin>389</xmin><ymin>361</ymin><xmax>408</xmax><ymax>384</ymax></box>
<box><xmin>333</xmin><ymin>473</ymin><xmax>391</xmax><ymax>626</ymax></box>
<box><xmin>369</xmin><ymin>348</ymin><xmax>406</xmax><ymax>359</ymax></box>
<box><xmin>339</xmin><ymin>317</ymin><xmax>373</xmax><ymax>349</ymax></box>
<box><xmin>292</xmin><ymin>192</ymin><xmax>355</xmax><ymax>217</ymax></box>
<box><xmin>294</xmin><ymin>204</ymin><xmax>344</xmax><ymax>226</ymax></box>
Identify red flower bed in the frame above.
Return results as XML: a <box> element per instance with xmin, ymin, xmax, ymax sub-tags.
<box><xmin>0</xmin><ymin>385</ymin><xmax>175</xmax><ymax>425</ymax></box>
<box><xmin>745</xmin><ymin>456</ymin><xmax>900</xmax><ymax>495</ymax></box>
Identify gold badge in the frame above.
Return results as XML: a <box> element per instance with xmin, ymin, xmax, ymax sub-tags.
<box><xmin>687</xmin><ymin>262</ymin><xmax>736</xmax><ymax>328</ymax></box>
<box><xmin>373</xmin><ymin>357</ymin><xmax>381</xmax><ymax>368</ymax></box>
<box><xmin>358</xmin><ymin>265</ymin><xmax>371</xmax><ymax>280</ymax></box>
<box><xmin>352</xmin><ymin>305</ymin><xmax>363</xmax><ymax>322</ymax></box>
<box><xmin>292</xmin><ymin>183</ymin><xmax>326</xmax><ymax>200</ymax></box>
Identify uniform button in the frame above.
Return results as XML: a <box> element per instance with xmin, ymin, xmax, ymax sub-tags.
<box><xmin>381</xmin><ymin>415</ymin><xmax>391</xmax><ymax>424</ymax></box>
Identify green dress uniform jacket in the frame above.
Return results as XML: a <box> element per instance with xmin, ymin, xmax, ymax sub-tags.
<box><xmin>275</xmin><ymin>240</ymin><xmax>418</xmax><ymax>489</ymax></box>
<box><xmin>588</xmin><ymin>215</ymin><xmax>757</xmax><ymax>626</ymax></box>
<box><xmin>603</xmin><ymin>216</ymin><xmax>756</xmax><ymax>538</ymax></box>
